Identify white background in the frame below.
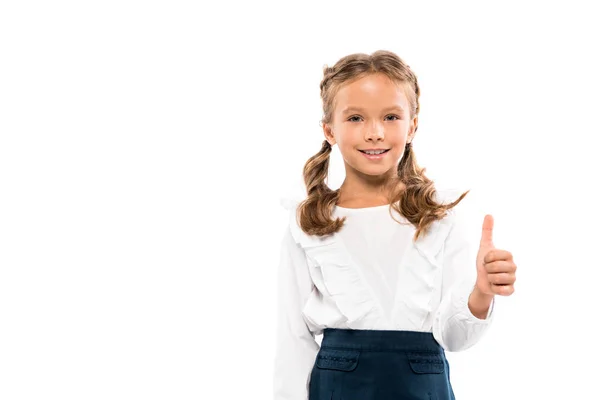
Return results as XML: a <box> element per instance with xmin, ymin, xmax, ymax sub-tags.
<box><xmin>1</xmin><ymin>1</ymin><xmax>599</xmax><ymax>399</ymax></box>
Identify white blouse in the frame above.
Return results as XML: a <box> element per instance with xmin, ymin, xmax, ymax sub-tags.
<box><xmin>273</xmin><ymin>189</ymin><xmax>495</xmax><ymax>400</ymax></box>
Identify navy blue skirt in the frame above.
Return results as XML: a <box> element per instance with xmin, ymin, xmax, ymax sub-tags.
<box><xmin>309</xmin><ymin>328</ymin><xmax>455</xmax><ymax>400</ymax></box>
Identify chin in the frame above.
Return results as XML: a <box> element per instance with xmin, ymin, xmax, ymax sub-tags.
<box><xmin>355</xmin><ymin>164</ymin><xmax>397</xmax><ymax>178</ymax></box>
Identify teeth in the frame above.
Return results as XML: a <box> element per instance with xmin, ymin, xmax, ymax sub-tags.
<box><xmin>364</xmin><ymin>150</ymin><xmax>386</xmax><ymax>155</ymax></box>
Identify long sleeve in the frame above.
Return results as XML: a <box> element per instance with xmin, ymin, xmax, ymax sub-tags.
<box><xmin>273</xmin><ymin>226</ymin><xmax>320</xmax><ymax>400</ymax></box>
<box><xmin>432</xmin><ymin>201</ymin><xmax>495</xmax><ymax>352</ymax></box>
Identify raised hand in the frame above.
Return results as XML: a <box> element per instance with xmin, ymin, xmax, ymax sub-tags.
<box><xmin>475</xmin><ymin>214</ymin><xmax>517</xmax><ymax>297</ymax></box>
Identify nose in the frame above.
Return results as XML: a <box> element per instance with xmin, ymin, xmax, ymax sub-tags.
<box><xmin>365</xmin><ymin>122</ymin><xmax>384</xmax><ymax>142</ymax></box>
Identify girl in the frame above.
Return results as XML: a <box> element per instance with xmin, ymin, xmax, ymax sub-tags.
<box><xmin>273</xmin><ymin>50</ymin><xmax>517</xmax><ymax>400</ymax></box>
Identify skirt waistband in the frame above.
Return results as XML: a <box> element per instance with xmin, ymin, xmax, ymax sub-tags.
<box><xmin>321</xmin><ymin>328</ymin><xmax>443</xmax><ymax>353</ymax></box>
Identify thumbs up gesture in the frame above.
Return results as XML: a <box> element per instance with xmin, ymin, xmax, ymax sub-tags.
<box><xmin>475</xmin><ymin>214</ymin><xmax>517</xmax><ymax>296</ymax></box>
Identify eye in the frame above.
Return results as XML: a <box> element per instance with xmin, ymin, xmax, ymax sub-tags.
<box><xmin>385</xmin><ymin>114</ymin><xmax>401</xmax><ymax>121</ymax></box>
<box><xmin>348</xmin><ymin>115</ymin><xmax>362</xmax><ymax>122</ymax></box>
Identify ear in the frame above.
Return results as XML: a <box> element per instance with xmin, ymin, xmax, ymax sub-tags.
<box><xmin>407</xmin><ymin>116</ymin><xmax>418</xmax><ymax>143</ymax></box>
<box><xmin>322</xmin><ymin>123</ymin><xmax>336</xmax><ymax>146</ymax></box>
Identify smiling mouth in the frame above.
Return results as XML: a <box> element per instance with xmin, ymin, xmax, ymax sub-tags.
<box><xmin>358</xmin><ymin>149</ymin><xmax>390</xmax><ymax>155</ymax></box>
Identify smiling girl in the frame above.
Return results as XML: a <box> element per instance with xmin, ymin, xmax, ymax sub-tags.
<box><xmin>273</xmin><ymin>50</ymin><xmax>517</xmax><ymax>400</ymax></box>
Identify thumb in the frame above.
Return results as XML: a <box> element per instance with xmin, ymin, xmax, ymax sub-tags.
<box><xmin>480</xmin><ymin>214</ymin><xmax>494</xmax><ymax>247</ymax></box>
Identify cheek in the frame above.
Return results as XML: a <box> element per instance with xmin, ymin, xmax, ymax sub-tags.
<box><xmin>388</xmin><ymin>124</ymin><xmax>408</xmax><ymax>138</ymax></box>
<box><xmin>338</xmin><ymin>141</ymin><xmax>357</xmax><ymax>157</ymax></box>
<box><xmin>335</xmin><ymin>127</ymin><xmax>360</xmax><ymax>147</ymax></box>
<box><xmin>390</xmin><ymin>132</ymin><xmax>409</xmax><ymax>148</ymax></box>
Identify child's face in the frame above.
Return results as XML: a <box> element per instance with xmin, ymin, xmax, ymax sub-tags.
<box><xmin>323</xmin><ymin>73</ymin><xmax>417</xmax><ymax>180</ymax></box>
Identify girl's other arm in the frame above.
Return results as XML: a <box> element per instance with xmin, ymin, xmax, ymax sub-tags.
<box><xmin>273</xmin><ymin>227</ymin><xmax>319</xmax><ymax>400</ymax></box>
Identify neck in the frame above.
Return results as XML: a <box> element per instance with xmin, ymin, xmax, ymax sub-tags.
<box><xmin>337</xmin><ymin>171</ymin><xmax>399</xmax><ymax>206</ymax></box>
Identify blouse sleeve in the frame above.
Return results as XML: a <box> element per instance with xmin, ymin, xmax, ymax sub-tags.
<box><xmin>273</xmin><ymin>225</ymin><xmax>320</xmax><ymax>400</ymax></box>
<box><xmin>432</xmin><ymin>197</ymin><xmax>495</xmax><ymax>352</ymax></box>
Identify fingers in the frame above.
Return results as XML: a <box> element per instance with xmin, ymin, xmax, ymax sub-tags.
<box><xmin>491</xmin><ymin>284</ymin><xmax>515</xmax><ymax>296</ymax></box>
<box><xmin>484</xmin><ymin>249</ymin><xmax>514</xmax><ymax>264</ymax></box>
<box><xmin>480</xmin><ymin>248</ymin><xmax>517</xmax><ymax>297</ymax></box>
<box><xmin>484</xmin><ymin>260</ymin><xmax>517</xmax><ymax>274</ymax></box>
<box><xmin>488</xmin><ymin>272</ymin><xmax>517</xmax><ymax>285</ymax></box>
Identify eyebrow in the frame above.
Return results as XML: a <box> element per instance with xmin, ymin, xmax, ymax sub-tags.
<box><xmin>341</xmin><ymin>106</ymin><xmax>405</xmax><ymax>114</ymax></box>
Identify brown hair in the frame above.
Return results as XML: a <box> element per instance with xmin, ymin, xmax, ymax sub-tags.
<box><xmin>297</xmin><ymin>50</ymin><xmax>469</xmax><ymax>241</ymax></box>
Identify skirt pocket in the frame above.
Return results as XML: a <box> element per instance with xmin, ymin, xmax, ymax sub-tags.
<box><xmin>316</xmin><ymin>348</ymin><xmax>360</xmax><ymax>371</ymax></box>
<box><xmin>310</xmin><ymin>348</ymin><xmax>361</xmax><ymax>400</ymax></box>
<box><xmin>407</xmin><ymin>351</ymin><xmax>445</xmax><ymax>374</ymax></box>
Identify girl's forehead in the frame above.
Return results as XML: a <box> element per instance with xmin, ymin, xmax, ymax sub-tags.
<box><xmin>333</xmin><ymin>76</ymin><xmax>410</xmax><ymax>111</ymax></box>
